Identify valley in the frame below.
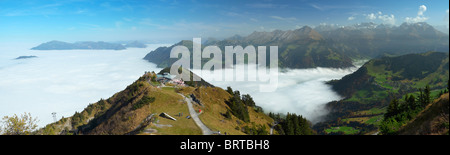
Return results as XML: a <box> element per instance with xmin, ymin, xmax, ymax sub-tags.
<box><xmin>315</xmin><ymin>52</ymin><xmax>449</xmax><ymax>134</ymax></box>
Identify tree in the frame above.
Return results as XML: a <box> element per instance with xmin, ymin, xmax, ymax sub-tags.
<box><xmin>418</xmin><ymin>88</ymin><xmax>425</xmax><ymax>107</ymax></box>
<box><xmin>279</xmin><ymin>113</ymin><xmax>314</xmax><ymax>135</ymax></box>
<box><xmin>284</xmin><ymin>113</ymin><xmax>295</xmax><ymax>135</ymax></box>
<box><xmin>407</xmin><ymin>94</ymin><xmax>416</xmax><ymax>110</ymax></box>
<box><xmin>424</xmin><ymin>85</ymin><xmax>431</xmax><ymax>106</ymax></box>
<box><xmin>293</xmin><ymin>114</ymin><xmax>301</xmax><ymax>135</ymax></box>
<box><xmin>225</xmin><ymin>94</ymin><xmax>250</xmax><ymax>123</ymax></box>
<box><xmin>385</xmin><ymin>98</ymin><xmax>399</xmax><ymax>118</ymax></box>
<box><xmin>224</xmin><ymin>110</ymin><xmax>232</xmax><ymax>119</ymax></box>
<box><xmin>241</xmin><ymin>94</ymin><xmax>256</xmax><ymax>107</ymax></box>
<box><xmin>438</xmin><ymin>90</ymin><xmax>444</xmax><ymax>98</ymax></box>
<box><xmin>226</xmin><ymin>87</ymin><xmax>233</xmax><ymax>95</ymax></box>
<box><xmin>1</xmin><ymin>113</ymin><xmax>39</xmax><ymax>135</ymax></box>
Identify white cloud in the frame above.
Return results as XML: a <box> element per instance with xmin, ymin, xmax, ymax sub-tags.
<box><xmin>269</xmin><ymin>16</ymin><xmax>297</xmax><ymax>22</ymax></box>
<box><xmin>445</xmin><ymin>9</ymin><xmax>449</xmax><ymax>29</ymax></box>
<box><xmin>444</xmin><ymin>9</ymin><xmax>449</xmax><ymax>20</ymax></box>
<box><xmin>405</xmin><ymin>16</ymin><xmax>429</xmax><ymax>23</ymax></box>
<box><xmin>365</xmin><ymin>12</ymin><xmax>396</xmax><ymax>25</ymax></box>
<box><xmin>366</xmin><ymin>13</ymin><xmax>377</xmax><ymax>20</ymax></box>
<box><xmin>418</xmin><ymin>5</ymin><xmax>427</xmax><ymax>16</ymax></box>
<box><xmin>348</xmin><ymin>16</ymin><xmax>355</xmax><ymax>21</ymax></box>
<box><xmin>405</xmin><ymin>5</ymin><xmax>429</xmax><ymax>23</ymax></box>
<box><xmin>378</xmin><ymin>14</ymin><xmax>396</xmax><ymax>25</ymax></box>
<box><xmin>310</xmin><ymin>4</ymin><xmax>325</xmax><ymax>11</ymax></box>
<box><xmin>247</xmin><ymin>3</ymin><xmax>288</xmax><ymax>9</ymax></box>
<box><xmin>0</xmin><ymin>44</ymin><xmax>170</xmax><ymax>127</ymax></box>
<box><xmin>193</xmin><ymin>65</ymin><xmax>360</xmax><ymax>123</ymax></box>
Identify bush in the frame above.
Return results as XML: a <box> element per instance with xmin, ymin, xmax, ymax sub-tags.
<box><xmin>1</xmin><ymin>113</ymin><xmax>39</xmax><ymax>135</ymax></box>
<box><xmin>226</xmin><ymin>94</ymin><xmax>250</xmax><ymax>123</ymax></box>
<box><xmin>132</xmin><ymin>96</ymin><xmax>155</xmax><ymax>110</ymax></box>
<box><xmin>242</xmin><ymin>125</ymin><xmax>269</xmax><ymax>135</ymax></box>
<box><xmin>224</xmin><ymin>111</ymin><xmax>232</xmax><ymax>119</ymax></box>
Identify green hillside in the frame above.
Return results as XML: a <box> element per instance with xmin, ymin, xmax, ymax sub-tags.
<box><xmin>397</xmin><ymin>93</ymin><xmax>449</xmax><ymax>135</ymax></box>
<box><xmin>315</xmin><ymin>52</ymin><xmax>449</xmax><ymax>135</ymax></box>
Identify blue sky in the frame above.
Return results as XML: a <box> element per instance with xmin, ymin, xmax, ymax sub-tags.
<box><xmin>0</xmin><ymin>0</ymin><xmax>448</xmax><ymax>43</ymax></box>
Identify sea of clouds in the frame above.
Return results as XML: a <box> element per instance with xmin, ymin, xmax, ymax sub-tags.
<box><xmin>0</xmin><ymin>43</ymin><xmax>360</xmax><ymax>127</ymax></box>
<box><xmin>193</xmin><ymin>66</ymin><xmax>360</xmax><ymax>123</ymax></box>
<box><xmin>0</xmin><ymin>44</ymin><xmax>169</xmax><ymax>127</ymax></box>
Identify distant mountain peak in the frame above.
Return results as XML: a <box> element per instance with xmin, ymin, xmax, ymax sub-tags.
<box><xmin>399</xmin><ymin>22</ymin><xmax>435</xmax><ymax>30</ymax></box>
<box><xmin>124</xmin><ymin>41</ymin><xmax>147</xmax><ymax>48</ymax></box>
<box><xmin>31</xmin><ymin>40</ymin><xmax>126</xmax><ymax>50</ymax></box>
<box><xmin>298</xmin><ymin>25</ymin><xmax>313</xmax><ymax>31</ymax></box>
<box><xmin>293</xmin><ymin>26</ymin><xmax>323</xmax><ymax>40</ymax></box>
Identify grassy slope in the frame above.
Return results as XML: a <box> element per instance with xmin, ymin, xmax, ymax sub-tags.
<box><xmin>39</xmin><ymin>73</ymin><xmax>201</xmax><ymax>135</ymax></box>
<box><xmin>39</xmin><ymin>72</ymin><xmax>273</xmax><ymax>135</ymax></box>
<box><xmin>323</xmin><ymin>52</ymin><xmax>449</xmax><ymax>134</ymax></box>
<box><xmin>177</xmin><ymin>87</ymin><xmax>273</xmax><ymax>135</ymax></box>
<box><xmin>398</xmin><ymin>93</ymin><xmax>449</xmax><ymax>135</ymax></box>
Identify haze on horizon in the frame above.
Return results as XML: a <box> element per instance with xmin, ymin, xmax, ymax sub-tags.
<box><xmin>0</xmin><ymin>0</ymin><xmax>449</xmax><ymax>44</ymax></box>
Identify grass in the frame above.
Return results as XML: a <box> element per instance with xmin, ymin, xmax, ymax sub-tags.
<box><xmin>342</xmin><ymin>117</ymin><xmax>371</xmax><ymax>124</ymax></box>
<box><xmin>325</xmin><ymin>126</ymin><xmax>360</xmax><ymax>135</ymax></box>
<box><xmin>327</xmin><ymin>52</ymin><xmax>343</xmax><ymax>61</ymax></box>
<box><xmin>150</xmin><ymin>81</ymin><xmax>160</xmax><ymax>86</ymax></box>
<box><xmin>144</xmin><ymin>86</ymin><xmax>202</xmax><ymax>135</ymax></box>
<box><xmin>191</xmin><ymin>87</ymin><xmax>274</xmax><ymax>135</ymax></box>
<box><xmin>176</xmin><ymin>87</ymin><xmax>195</xmax><ymax>96</ymax></box>
<box><xmin>345</xmin><ymin>90</ymin><xmax>369</xmax><ymax>102</ymax></box>
<box><xmin>161</xmin><ymin>86</ymin><xmax>176</xmax><ymax>92</ymax></box>
<box><xmin>345</xmin><ymin>90</ymin><xmax>388</xmax><ymax>104</ymax></box>
<box><xmin>143</xmin><ymin>86</ymin><xmax>273</xmax><ymax>135</ymax></box>
<box><xmin>397</xmin><ymin>93</ymin><xmax>449</xmax><ymax>135</ymax></box>
<box><xmin>193</xmin><ymin>87</ymin><xmax>246</xmax><ymax>135</ymax></box>
<box><xmin>354</xmin><ymin>107</ymin><xmax>386</xmax><ymax>116</ymax></box>
<box><xmin>365</xmin><ymin>115</ymin><xmax>384</xmax><ymax>125</ymax></box>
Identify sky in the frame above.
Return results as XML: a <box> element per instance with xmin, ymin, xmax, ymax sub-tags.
<box><xmin>0</xmin><ymin>0</ymin><xmax>449</xmax><ymax>43</ymax></box>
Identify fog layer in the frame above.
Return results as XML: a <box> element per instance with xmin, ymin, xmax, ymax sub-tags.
<box><xmin>0</xmin><ymin>44</ymin><xmax>169</xmax><ymax>127</ymax></box>
<box><xmin>193</xmin><ymin>66</ymin><xmax>360</xmax><ymax>123</ymax></box>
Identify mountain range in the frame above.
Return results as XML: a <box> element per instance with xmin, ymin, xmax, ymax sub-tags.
<box><xmin>31</xmin><ymin>40</ymin><xmax>147</xmax><ymax>50</ymax></box>
<box><xmin>316</xmin><ymin>22</ymin><xmax>449</xmax><ymax>57</ymax></box>
<box><xmin>144</xmin><ymin>22</ymin><xmax>449</xmax><ymax>69</ymax></box>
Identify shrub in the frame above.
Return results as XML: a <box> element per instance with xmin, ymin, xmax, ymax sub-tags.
<box><xmin>132</xmin><ymin>96</ymin><xmax>155</xmax><ymax>110</ymax></box>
